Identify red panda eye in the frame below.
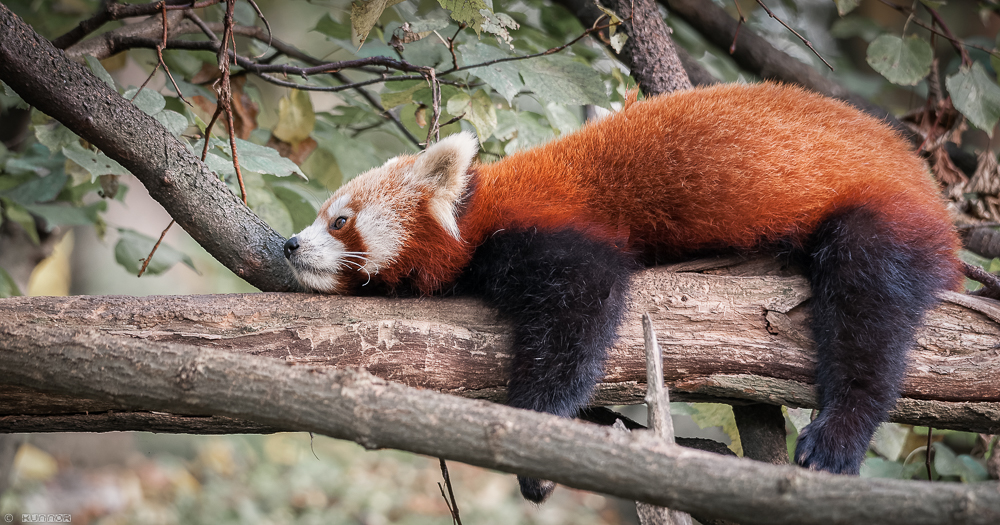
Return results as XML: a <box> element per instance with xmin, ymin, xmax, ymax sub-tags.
<box><xmin>331</xmin><ymin>217</ymin><xmax>347</xmax><ymax>230</ymax></box>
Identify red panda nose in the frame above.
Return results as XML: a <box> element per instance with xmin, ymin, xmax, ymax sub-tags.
<box><xmin>283</xmin><ymin>237</ymin><xmax>299</xmax><ymax>259</ymax></box>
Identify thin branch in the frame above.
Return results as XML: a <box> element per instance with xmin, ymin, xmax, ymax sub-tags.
<box><xmin>963</xmin><ymin>261</ymin><xmax>1000</xmax><ymax>300</ymax></box>
<box><xmin>924</xmin><ymin>5</ymin><xmax>972</xmax><ymax>66</ymax></box>
<box><xmin>51</xmin><ymin>0</ymin><xmax>194</xmax><ymax>49</ymax></box>
<box><xmin>425</xmin><ymin>69</ymin><xmax>442</xmax><ymax>145</ymax></box>
<box><xmin>243</xmin><ymin>0</ymin><xmax>272</xmax><ymax>59</ymax></box>
<box><xmin>137</xmin><ymin>219</ymin><xmax>176</xmax><ymax>277</ymax></box>
<box><xmin>730</xmin><ymin>0</ymin><xmax>747</xmax><ymax>54</ymax></box>
<box><xmin>926</xmin><ymin>428</ymin><xmax>935</xmax><ymax>481</ymax></box>
<box><xmin>438</xmin><ymin>459</ymin><xmax>463</xmax><ymax>525</ymax></box>
<box><xmin>753</xmin><ymin>0</ymin><xmax>833</xmax><ymax>71</ymax></box>
<box><xmin>183</xmin><ymin>9</ymin><xmax>221</xmax><ymax>44</ymax></box>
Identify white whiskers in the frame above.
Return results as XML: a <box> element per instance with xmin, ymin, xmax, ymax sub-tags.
<box><xmin>339</xmin><ymin>251</ymin><xmax>377</xmax><ymax>286</ymax></box>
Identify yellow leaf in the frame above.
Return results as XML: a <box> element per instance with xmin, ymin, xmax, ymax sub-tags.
<box><xmin>273</xmin><ymin>90</ymin><xmax>315</xmax><ymax>144</ymax></box>
<box><xmin>13</xmin><ymin>443</ymin><xmax>58</xmax><ymax>482</ymax></box>
<box><xmin>351</xmin><ymin>0</ymin><xmax>408</xmax><ymax>49</ymax></box>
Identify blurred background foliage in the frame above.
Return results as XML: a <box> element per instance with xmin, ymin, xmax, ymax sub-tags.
<box><xmin>0</xmin><ymin>0</ymin><xmax>998</xmax><ymax>522</ymax></box>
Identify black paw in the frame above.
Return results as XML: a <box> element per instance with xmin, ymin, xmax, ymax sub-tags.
<box><xmin>518</xmin><ymin>475</ymin><xmax>556</xmax><ymax>503</ymax></box>
<box><xmin>793</xmin><ymin>418</ymin><xmax>866</xmax><ymax>475</ymax></box>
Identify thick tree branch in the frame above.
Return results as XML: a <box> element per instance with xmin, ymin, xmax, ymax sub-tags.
<box><xmin>0</xmin><ymin>4</ymin><xmax>296</xmax><ymax>292</ymax></box>
<box><xmin>2</xmin><ymin>264</ymin><xmax>998</xmax><ymax>433</ymax></box>
<box><xmin>1</xmin><ymin>320</ymin><xmax>998</xmax><ymax>525</ymax></box>
<box><xmin>599</xmin><ymin>0</ymin><xmax>692</xmax><ymax>95</ymax></box>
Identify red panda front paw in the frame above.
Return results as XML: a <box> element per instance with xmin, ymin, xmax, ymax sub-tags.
<box><xmin>793</xmin><ymin>416</ymin><xmax>868</xmax><ymax>475</ymax></box>
<box><xmin>518</xmin><ymin>476</ymin><xmax>556</xmax><ymax>503</ymax></box>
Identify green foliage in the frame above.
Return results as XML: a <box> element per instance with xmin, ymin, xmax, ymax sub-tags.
<box><xmin>0</xmin><ymin>266</ymin><xmax>20</xmax><ymax>298</ymax></box>
<box><xmin>688</xmin><ymin>403</ymin><xmax>742</xmax><ymax>456</ymax></box>
<box><xmin>114</xmin><ymin>228</ymin><xmax>197</xmax><ymax>277</ymax></box>
<box><xmin>866</xmin><ymin>34</ymin><xmax>933</xmax><ymax>86</ymax></box>
<box><xmin>947</xmin><ymin>62</ymin><xmax>1000</xmax><ymax>136</ymax></box>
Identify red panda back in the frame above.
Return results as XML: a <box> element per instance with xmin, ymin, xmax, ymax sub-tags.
<box><xmin>466</xmin><ymin>83</ymin><xmax>959</xmax><ymax>284</ymax></box>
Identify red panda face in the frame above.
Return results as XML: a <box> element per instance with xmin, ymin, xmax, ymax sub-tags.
<box><xmin>285</xmin><ymin>158</ymin><xmax>413</xmax><ymax>294</ymax></box>
<box><xmin>284</xmin><ymin>132</ymin><xmax>479</xmax><ymax>294</ymax></box>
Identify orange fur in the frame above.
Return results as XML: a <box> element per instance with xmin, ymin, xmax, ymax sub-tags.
<box><xmin>385</xmin><ymin>83</ymin><xmax>961</xmax><ymax>294</ymax></box>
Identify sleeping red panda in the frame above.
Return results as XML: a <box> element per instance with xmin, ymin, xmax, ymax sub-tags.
<box><xmin>284</xmin><ymin>82</ymin><xmax>962</xmax><ymax>502</ymax></box>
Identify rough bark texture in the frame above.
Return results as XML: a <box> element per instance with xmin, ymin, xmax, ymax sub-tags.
<box><xmin>2</xmin><ymin>262</ymin><xmax>998</xmax><ymax>434</ymax></box>
<box><xmin>554</xmin><ymin>0</ymin><xmax>699</xmax><ymax>94</ymax></box>
<box><xmin>733</xmin><ymin>404</ymin><xmax>790</xmax><ymax>465</ymax></box>
<box><xmin>601</xmin><ymin>0</ymin><xmax>692</xmax><ymax>95</ymax></box>
<box><xmin>1</xmin><ymin>326</ymin><xmax>998</xmax><ymax>525</ymax></box>
<box><xmin>0</xmin><ymin>5</ymin><xmax>297</xmax><ymax>293</ymax></box>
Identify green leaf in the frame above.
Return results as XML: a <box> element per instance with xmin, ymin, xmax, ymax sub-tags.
<box><xmin>860</xmin><ymin>457</ymin><xmax>905</xmax><ymax>479</ymax></box>
<box><xmin>312</xmin><ymin>126</ymin><xmax>384</xmax><ymax>181</ymax></box>
<box><xmin>160</xmin><ymin>49</ymin><xmax>208</xmax><ymax>78</ymax></box>
<box><xmin>543</xmin><ymin>102</ymin><xmax>581</xmax><ymax>135</ymax></box>
<box><xmin>313</xmin><ymin>13</ymin><xmax>352</xmax><ymax>40</ymax></box>
<box><xmin>869</xmin><ymin>423</ymin><xmax>910</xmax><ymax>462</ymax></box>
<box><xmin>458</xmin><ymin>42</ymin><xmax>524</xmax><ymax>104</ymax></box>
<box><xmin>933</xmin><ymin>443</ymin><xmax>989</xmax><ymax>482</ymax></box>
<box><xmin>114</xmin><ymin>228</ymin><xmax>196</xmax><ymax>276</ymax></box>
<box><xmin>0</xmin><ymin>168</ymin><xmax>67</xmax><ymax>205</ymax></box>
<box><xmin>154</xmin><ymin>109</ymin><xmax>190</xmax><ymax>137</ymax></box>
<box><xmin>270</xmin><ymin>181</ymin><xmax>320</xmax><ymax>233</ymax></box>
<box><xmin>830</xmin><ymin>16</ymin><xmax>883</xmax><ymax>42</ymax></box>
<box><xmin>244</xmin><ymin>173</ymin><xmax>294</xmax><ymax>238</ymax></box>
<box><xmin>833</xmin><ymin>0</ymin><xmax>861</xmax><ymax>15</ymax></box>
<box><xmin>24</xmin><ymin>201</ymin><xmax>107</xmax><ymax>230</ymax></box>
<box><xmin>946</xmin><ymin>62</ymin><xmax>1000</xmax><ymax>136</ymax></box>
<box><xmin>62</xmin><ymin>143</ymin><xmax>130</xmax><ymax>179</ymax></box>
<box><xmin>500</xmin><ymin>111</ymin><xmax>554</xmax><ymax>154</ymax></box>
<box><xmin>479</xmin><ymin>10</ymin><xmax>518</xmax><ymax>49</ymax></box>
<box><xmin>84</xmin><ymin>55</ymin><xmax>117</xmax><ymax>90</ymax></box>
<box><xmin>35</xmin><ymin>123</ymin><xmax>79</xmax><ymax>153</ymax></box>
<box><xmin>123</xmin><ymin>87</ymin><xmax>167</xmax><ymax>116</ymax></box>
<box><xmin>438</xmin><ymin>0</ymin><xmax>490</xmax><ymax>35</ymax></box>
<box><xmin>866</xmin><ymin>34</ymin><xmax>933</xmax><ymax>86</ymax></box>
<box><xmin>4</xmin><ymin>143</ymin><xmax>65</xmax><ymax>178</ymax></box>
<box><xmin>520</xmin><ymin>56</ymin><xmax>609</xmax><ymax>108</ymax></box>
<box><xmin>689</xmin><ymin>403</ymin><xmax>742</xmax><ymax>456</ymax></box>
<box><xmin>446</xmin><ymin>90</ymin><xmax>497</xmax><ymax>141</ymax></box>
<box><xmin>351</xmin><ymin>0</ymin><xmax>408</xmax><ymax>48</ymax></box>
<box><xmin>380</xmin><ymin>81</ymin><xmax>426</xmax><ymax>110</ymax></box>
<box><xmin>1</xmin><ymin>198</ymin><xmax>39</xmax><ymax>244</ymax></box>
<box><xmin>199</xmin><ymin>138</ymin><xmax>306</xmax><ymax>179</ymax></box>
<box><xmin>0</xmin><ymin>266</ymin><xmax>21</xmax><ymax>298</ymax></box>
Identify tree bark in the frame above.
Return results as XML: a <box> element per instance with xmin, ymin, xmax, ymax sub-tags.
<box><xmin>1</xmin><ymin>323</ymin><xmax>998</xmax><ymax>525</ymax></box>
<box><xmin>600</xmin><ymin>0</ymin><xmax>692</xmax><ymax>95</ymax></box>
<box><xmin>2</xmin><ymin>262</ymin><xmax>998</xmax><ymax>433</ymax></box>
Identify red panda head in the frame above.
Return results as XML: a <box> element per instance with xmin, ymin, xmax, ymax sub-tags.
<box><xmin>284</xmin><ymin>131</ymin><xmax>479</xmax><ymax>294</ymax></box>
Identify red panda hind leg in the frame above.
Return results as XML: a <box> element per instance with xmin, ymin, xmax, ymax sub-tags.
<box><xmin>794</xmin><ymin>204</ymin><xmax>957</xmax><ymax>473</ymax></box>
<box><xmin>455</xmin><ymin>227</ymin><xmax>636</xmax><ymax>502</ymax></box>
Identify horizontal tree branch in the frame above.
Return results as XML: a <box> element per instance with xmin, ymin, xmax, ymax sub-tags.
<box><xmin>1</xmin><ymin>316</ymin><xmax>997</xmax><ymax>525</ymax></box>
<box><xmin>2</xmin><ymin>263</ymin><xmax>998</xmax><ymax>433</ymax></box>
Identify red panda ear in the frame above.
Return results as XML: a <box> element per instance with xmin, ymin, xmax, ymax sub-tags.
<box><xmin>410</xmin><ymin>131</ymin><xmax>479</xmax><ymax>240</ymax></box>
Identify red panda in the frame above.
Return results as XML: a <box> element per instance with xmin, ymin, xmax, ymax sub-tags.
<box><xmin>284</xmin><ymin>82</ymin><xmax>962</xmax><ymax>502</ymax></box>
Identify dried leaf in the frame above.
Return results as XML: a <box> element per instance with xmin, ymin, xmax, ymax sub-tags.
<box><xmin>931</xmin><ymin>147</ymin><xmax>966</xmax><ymax>187</ymax></box>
